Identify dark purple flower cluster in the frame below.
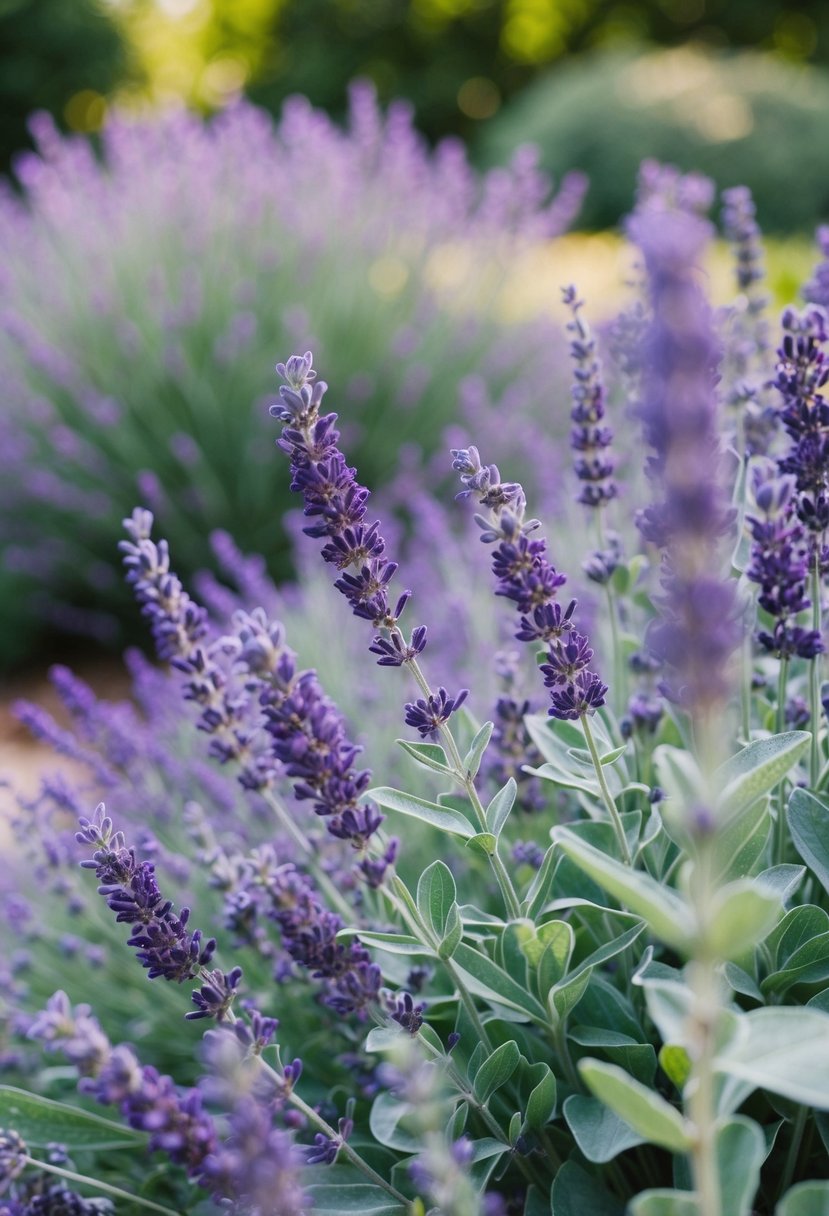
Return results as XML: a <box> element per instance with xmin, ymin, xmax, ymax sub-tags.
<box><xmin>28</xmin><ymin>993</ymin><xmax>305</xmax><ymax>1213</ymax></box>
<box><xmin>383</xmin><ymin>989</ymin><xmax>425</xmax><ymax>1035</ymax></box>
<box><xmin>804</xmin><ymin>226</ymin><xmax>829</xmax><ymax>311</ymax></box>
<box><xmin>260</xmin><ymin>662</ymin><xmax>392</xmax><ymax>869</ymax></box>
<box><xmin>562</xmin><ymin>285</ymin><xmax>617</xmax><ymax>508</ymax></box>
<box><xmin>404</xmin><ymin>687</ymin><xmax>469</xmax><ymax>740</ymax></box>
<box><xmin>122</xmin><ymin>515</ymin><xmax>393</xmax><ymax>880</ymax></box>
<box><xmin>746</xmin><ymin>465</ymin><xmax>823</xmax><ymax>659</ymax></box>
<box><xmin>452</xmin><ymin>446</ymin><xmax>607</xmax><ymax>720</ymax></box>
<box><xmin>6</xmin><ymin>1183</ymin><xmax>113</xmax><ymax>1215</ymax></box>
<box><xmin>121</xmin><ymin>510</ymin><xmax>274</xmax><ymax>792</ymax></box>
<box><xmin>28</xmin><ymin>992</ymin><xmax>218</xmax><ymax>1182</ymax></box>
<box><xmin>271</xmin><ymin>352</ymin><xmax>426</xmax><ymax>667</ymax></box>
<box><xmin>629</xmin><ymin>206</ymin><xmax>740</xmax><ymax>719</ymax></box>
<box><xmin>774</xmin><ymin>306</ymin><xmax>829</xmax><ymax>534</ymax></box>
<box><xmin>222</xmin><ymin>845</ymin><xmax>382</xmax><ymax>1017</ymax></box>
<box><xmin>76</xmin><ymin>805</ymin><xmax>218</xmax><ymax>992</ymax></box>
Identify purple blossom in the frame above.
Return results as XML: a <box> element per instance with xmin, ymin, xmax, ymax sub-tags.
<box><xmin>774</xmin><ymin>306</ymin><xmax>829</xmax><ymax>533</ymax></box>
<box><xmin>271</xmin><ymin>351</ymin><xmax>428</xmax><ymax>670</ymax></box>
<box><xmin>452</xmin><ymin>446</ymin><xmax>607</xmax><ymax>720</ymax></box>
<box><xmin>629</xmin><ymin>205</ymin><xmax>740</xmax><ymax>721</ymax></box>
<box><xmin>76</xmin><ymin>805</ymin><xmax>218</xmax><ymax>993</ymax></box>
<box><xmin>746</xmin><ymin>464</ymin><xmax>822</xmax><ymax>660</ymax></box>
<box><xmin>562</xmin><ymin>285</ymin><xmax>617</xmax><ymax>508</ymax></box>
<box><xmin>404</xmin><ymin>687</ymin><xmax>469</xmax><ymax>740</ymax></box>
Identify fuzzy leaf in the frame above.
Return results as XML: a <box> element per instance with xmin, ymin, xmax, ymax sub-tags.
<box><xmin>305</xmin><ymin>1167</ymin><xmax>407</xmax><ymax>1215</ymax></box>
<box><xmin>553</xmin><ymin>828</ymin><xmax>694</xmax><ymax>951</ymax></box>
<box><xmin>486</xmin><ymin>778</ymin><xmax>517</xmax><ymax>837</ymax></box>
<box><xmin>464</xmin><ymin>722</ymin><xmax>494</xmax><ymax>779</ymax></box>
<box><xmin>628</xmin><ymin>1192</ymin><xmax>699</xmax><ymax>1216</ymax></box>
<box><xmin>0</xmin><ymin>1086</ymin><xmax>144</xmax><ymax>1150</ymax></box>
<box><xmin>716</xmin><ymin>1116</ymin><xmax>766</xmax><ymax>1216</ymax></box>
<box><xmin>716</xmin><ymin>1007</ymin><xmax>829</xmax><ymax>1107</ymax></box>
<box><xmin>705</xmin><ymin>880</ymin><xmax>782</xmax><ymax>959</ymax></box>
<box><xmin>563</xmin><ymin>1094</ymin><xmax>646</xmax><ymax>1162</ymax></box>
<box><xmin>453</xmin><ymin>943</ymin><xmax>546</xmax><ymax>1023</ymax></box>
<box><xmin>787</xmin><ymin>789</ymin><xmax>829</xmax><ymax>897</ymax></box>
<box><xmin>417</xmin><ymin>860</ymin><xmax>456</xmax><ymax>940</ymax></box>
<box><xmin>551</xmin><ymin>1161</ymin><xmax>625</xmax><ymax>1216</ymax></box>
<box><xmin>396</xmin><ymin>739</ymin><xmax>453</xmax><ymax>776</ymax></box>
<box><xmin>524</xmin><ymin>1066</ymin><xmax>557</xmax><ymax>1131</ymax></box>
<box><xmin>776</xmin><ymin>1181</ymin><xmax>829</xmax><ymax>1216</ymax></box>
<box><xmin>578</xmin><ymin>1059</ymin><xmax>692</xmax><ymax>1152</ymax></box>
<box><xmin>473</xmin><ymin>1040</ymin><xmax>521</xmax><ymax>1103</ymax></box>
<box><xmin>717</xmin><ymin>731</ymin><xmax>809</xmax><ymax>818</ymax></box>
<box><xmin>369</xmin><ymin>787</ymin><xmax>474</xmax><ymax>838</ymax></box>
<box><xmin>437</xmin><ymin>902</ymin><xmax>463</xmax><ymax>961</ymax></box>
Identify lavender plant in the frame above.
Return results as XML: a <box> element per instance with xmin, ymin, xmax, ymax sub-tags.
<box><xmin>0</xmin><ymin>86</ymin><xmax>582</xmax><ymax>666</ymax></box>
<box><xmin>5</xmin><ymin>166</ymin><xmax>829</xmax><ymax>1216</ymax></box>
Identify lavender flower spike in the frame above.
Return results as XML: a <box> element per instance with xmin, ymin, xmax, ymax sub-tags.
<box><xmin>562</xmin><ymin>285</ymin><xmax>617</xmax><ymax>509</ymax></box>
<box><xmin>271</xmin><ymin>351</ymin><xmax>427</xmax><ymax>669</ymax></box>
<box><xmin>452</xmin><ymin>446</ymin><xmax>607</xmax><ymax>721</ymax></box>
<box><xmin>629</xmin><ymin>205</ymin><xmax>740</xmax><ymax>733</ymax></box>
<box><xmin>76</xmin><ymin>805</ymin><xmax>222</xmax><ymax>1011</ymax></box>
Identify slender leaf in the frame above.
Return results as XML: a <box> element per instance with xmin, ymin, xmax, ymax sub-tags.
<box><xmin>716</xmin><ymin>1116</ymin><xmax>766</xmax><ymax>1216</ymax></box>
<box><xmin>486</xmin><ymin>778</ymin><xmax>517</xmax><ymax>837</ymax></box>
<box><xmin>524</xmin><ymin>1066</ymin><xmax>557</xmax><ymax>1131</ymax></box>
<box><xmin>473</xmin><ymin>1040</ymin><xmax>521</xmax><ymax>1103</ymax></box>
<box><xmin>717</xmin><ymin>731</ymin><xmax>809</xmax><ymax>818</ymax></box>
<box><xmin>553</xmin><ymin>828</ymin><xmax>694</xmax><ymax>950</ymax></box>
<box><xmin>453</xmin><ymin>943</ymin><xmax>546</xmax><ymax>1022</ymax></box>
<box><xmin>368</xmin><ymin>787</ymin><xmax>474</xmax><ymax>838</ymax></box>
<box><xmin>776</xmin><ymin>1181</ymin><xmax>829</xmax><ymax>1216</ymax></box>
<box><xmin>396</xmin><ymin>738</ymin><xmax>453</xmax><ymax>776</ymax></box>
<box><xmin>788</xmin><ymin>789</ymin><xmax>829</xmax><ymax>897</ymax></box>
<box><xmin>0</xmin><ymin>1086</ymin><xmax>144</xmax><ymax>1150</ymax></box>
<box><xmin>464</xmin><ymin>721</ymin><xmax>494</xmax><ymax>779</ymax></box>
<box><xmin>417</xmin><ymin>861</ymin><xmax>456</xmax><ymax>940</ymax></box>
<box><xmin>578</xmin><ymin>1059</ymin><xmax>693</xmax><ymax>1152</ymax></box>
<box><xmin>304</xmin><ymin>1167</ymin><xmax>407</xmax><ymax>1215</ymax></box>
<box><xmin>705</xmin><ymin>880</ymin><xmax>782</xmax><ymax>959</ymax></box>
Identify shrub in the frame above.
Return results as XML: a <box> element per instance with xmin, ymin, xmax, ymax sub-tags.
<box><xmin>3</xmin><ymin>168</ymin><xmax>829</xmax><ymax>1215</ymax></box>
<box><xmin>478</xmin><ymin>45</ymin><xmax>829</xmax><ymax>234</ymax></box>
<box><xmin>0</xmin><ymin>83</ymin><xmax>584</xmax><ymax>667</ymax></box>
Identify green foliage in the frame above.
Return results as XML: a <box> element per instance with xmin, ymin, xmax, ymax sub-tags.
<box><xmin>479</xmin><ymin>46</ymin><xmax>829</xmax><ymax>233</ymax></box>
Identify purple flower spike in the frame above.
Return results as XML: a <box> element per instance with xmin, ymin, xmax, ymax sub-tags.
<box><xmin>629</xmin><ymin>206</ymin><xmax>740</xmax><ymax>722</ymax></box>
<box><xmin>272</xmin><ymin>352</ymin><xmax>426</xmax><ymax>666</ymax></box>
<box><xmin>452</xmin><ymin>448</ymin><xmax>606</xmax><ymax>720</ymax></box>
<box><xmin>77</xmin><ymin>805</ymin><xmax>219</xmax><ymax>994</ymax></box>
<box><xmin>774</xmin><ymin>305</ymin><xmax>829</xmax><ymax>533</ymax></box>
<box><xmin>562</xmin><ymin>285</ymin><xmax>618</xmax><ymax>509</ymax></box>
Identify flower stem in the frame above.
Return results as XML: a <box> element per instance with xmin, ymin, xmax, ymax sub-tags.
<box><xmin>407</xmin><ymin>656</ymin><xmax>522</xmax><ymax>919</ymax></box>
<box><xmin>809</xmin><ymin>552</ymin><xmax>823</xmax><ymax>789</ymax></box>
<box><xmin>776</xmin><ymin>656</ymin><xmax>790</xmax><ymax>865</ymax></box>
<box><xmin>22</xmin><ymin>1158</ymin><xmax>181</xmax><ymax>1216</ymax></box>
<box><xmin>261</xmin><ymin>789</ymin><xmax>356</xmax><ymax>923</ymax></box>
<box><xmin>580</xmin><ymin>712</ymin><xmax>631</xmax><ymax>865</ymax></box>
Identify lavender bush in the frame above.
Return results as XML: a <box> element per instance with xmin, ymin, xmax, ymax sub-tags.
<box><xmin>0</xmin><ymin>84</ymin><xmax>583</xmax><ymax>665</ymax></box>
<box><xmin>3</xmin><ymin>165</ymin><xmax>829</xmax><ymax>1215</ymax></box>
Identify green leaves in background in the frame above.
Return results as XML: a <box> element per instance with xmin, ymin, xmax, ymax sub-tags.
<box><xmin>0</xmin><ymin>1086</ymin><xmax>144</xmax><ymax>1151</ymax></box>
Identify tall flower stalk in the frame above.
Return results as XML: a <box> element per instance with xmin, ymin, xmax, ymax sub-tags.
<box><xmin>450</xmin><ymin>446</ymin><xmax>630</xmax><ymax>864</ymax></box>
<box><xmin>630</xmin><ymin>203</ymin><xmax>741</xmax><ymax>1216</ymax></box>
<box><xmin>271</xmin><ymin>352</ymin><xmax>522</xmax><ymax>918</ymax></box>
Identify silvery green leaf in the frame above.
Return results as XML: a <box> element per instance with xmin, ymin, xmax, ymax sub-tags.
<box><xmin>717</xmin><ymin>731</ymin><xmax>810</xmax><ymax>818</ymax></box>
<box><xmin>787</xmin><ymin>788</ymin><xmax>829</xmax><ymax>896</ymax></box>
<box><xmin>473</xmin><ymin>1039</ymin><xmax>521</xmax><ymax>1103</ymax></box>
<box><xmin>463</xmin><ymin>721</ymin><xmax>494</xmax><ymax>779</ymax></box>
<box><xmin>563</xmin><ymin>1094</ymin><xmax>646</xmax><ymax>1162</ymax></box>
<box><xmin>438</xmin><ymin>902</ymin><xmax>463</xmax><ymax>960</ymax></box>
<box><xmin>578</xmin><ymin>1059</ymin><xmax>693</xmax><ymax>1152</ymax></box>
<box><xmin>776</xmin><ymin>1181</ymin><xmax>829</xmax><ymax>1216</ymax></box>
<box><xmin>715</xmin><ymin>1006</ymin><xmax>829</xmax><ymax>1107</ymax></box>
<box><xmin>396</xmin><ymin>738</ymin><xmax>453</xmax><ymax>776</ymax></box>
<box><xmin>485</xmin><ymin>778</ymin><xmax>517</xmax><ymax>837</ymax></box>
<box><xmin>369</xmin><ymin>786</ymin><xmax>475</xmax><ymax>838</ymax></box>
<box><xmin>417</xmin><ymin>860</ymin><xmax>456</xmax><ymax>940</ymax></box>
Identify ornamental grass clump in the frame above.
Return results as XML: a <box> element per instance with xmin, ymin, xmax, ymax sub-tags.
<box><xmin>4</xmin><ymin>166</ymin><xmax>829</xmax><ymax>1215</ymax></box>
<box><xmin>0</xmin><ymin>86</ymin><xmax>583</xmax><ymax>667</ymax></box>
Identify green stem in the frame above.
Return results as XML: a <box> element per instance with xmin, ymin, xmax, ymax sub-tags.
<box><xmin>777</xmin><ymin>1104</ymin><xmax>808</xmax><ymax>1201</ymax></box>
<box><xmin>809</xmin><ymin>552</ymin><xmax>823</xmax><ymax>789</ymax></box>
<box><xmin>407</xmin><ymin>656</ymin><xmax>522</xmax><ymax>919</ymax></box>
<box><xmin>776</xmin><ymin>656</ymin><xmax>790</xmax><ymax>866</ymax></box>
<box><xmin>685</xmin><ymin>956</ymin><xmax>721</xmax><ymax>1216</ymax></box>
<box><xmin>740</xmin><ymin>628</ymin><xmax>752</xmax><ymax>744</ymax></box>
<box><xmin>22</xmin><ymin>1158</ymin><xmax>181</xmax><ymax>1216</ymax></box>
<box><xmin>580</xmin><ymin>713</ymin><xmax>631</xmax><ymax>865</ymax></box>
